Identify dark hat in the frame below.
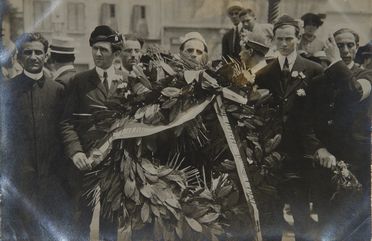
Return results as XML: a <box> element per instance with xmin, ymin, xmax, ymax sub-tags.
<box><xmin>241</xmin><ymin>31</ymin><xmax>269</xmax><ymax>55</ymax></box>
<box><xmin>273</xmin><ymin>15</ymin><xmax>300</xmax><ymax>33</ymax></box>
<box><xmin>89</xmin><ymin>25</ymin><xmax>122</xmax><ymax>46</ymax></box>
<box><xmin>361</xmin><ymin>41</ymin><xmax>372</xmax><ymax>56</ymax></box>
<box><xmin>301</xmin><ymin>13</ymin><xmax>325</xmax><ymax>27</ymax></box>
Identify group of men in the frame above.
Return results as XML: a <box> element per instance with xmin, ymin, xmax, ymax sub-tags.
<box><xmin>1</xmin><ymin>1</ymin><xmax>372</xmax><ymax>241</ymax></box>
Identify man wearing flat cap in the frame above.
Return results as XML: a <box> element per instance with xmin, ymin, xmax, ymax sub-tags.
<box><xmin>48</xmin><ymin>37</ymin><xmax>77</xmax><ymax>92</ymax></box>
<box><xmin>298</xmin><ymin>13</ymin><xmax>326</xmax><ymax>56</ymax></box>
<box><xmin>180</xmin><ymin>31</ymin><xmax>208</xmax><ymax>67</ymax></box>
<box><xmin>222</xmin><ymin>0</ymin><xmax>243</xmax><ymax>60</ymax></box>
<box><xmin>60</xmin><ymin>25</ymin><xmax>123</xmax><ymax>241</ymax></box>
<box><xmin>239</xmin><ymin>31</ymin><xmax>269</xmax><ymax>72</ymax></box>
<box><xmin>255</xmin><ymin>15</ymin><xmax>327</xmax><ymax>241</ymax></box>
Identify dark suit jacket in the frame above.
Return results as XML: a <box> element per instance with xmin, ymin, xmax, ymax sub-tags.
<box><xmin>222</xmin><ymin>27</ymin><xmax>241</xmax><ymax>60</ymax></box>
<box><xmin>55</xmin><ymin>67</ymin><xmax>77</xmax><ymax>92</ymax></box>
<box><xmin>313</xmin><ymin>61</ymin><xmax>372</xmax><ymax>185</ymax></box>
<box><xmin>255</xmin><ymin>55</ymin><xmax>323</xmax><ymax>164</ymax></box>
<box><xmin>60</xmin><ymin>68</ymin><xmax>123</xmax><ymax>159</ymax></box>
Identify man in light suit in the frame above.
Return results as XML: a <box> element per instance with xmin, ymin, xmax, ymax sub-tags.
<box><xmin>255</xmin><ymin>15</ymin><xmax>329</xmax><ymax>241</ymax></box>
<box><xmin>60</xmin><ymin>25</ymin><xmax>123</xmax><ymax>241</ymax></box>
<box><xmin>222</xmin><ymin>0</ymin><xmax>243</xmax><ymax>60</ymax></box>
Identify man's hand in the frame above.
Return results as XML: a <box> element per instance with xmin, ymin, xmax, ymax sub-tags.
<box><xmin>324</xmin><ymin>34</ymin><xmax>342</xmax><ymax>64</ymax></box>
<box><xmin>72</xmin><ymin>152</ymin><xmax>91</xmax><ymax>171</ymax></box>
<box><xmin>314</xmin><ymin>148</ymin><xmax>336</xmax><ymax>168</ymax></box>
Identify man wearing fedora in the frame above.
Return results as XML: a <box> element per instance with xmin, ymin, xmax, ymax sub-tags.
<box><xmin>222</xmin><ymin>0</ymin><xmax>243</xmax><ymax>60</ymax></box>
<box><xmin>255</xmin><ymin>15</ymin><xmax>328</xmax><ymax>241</ymax></box>
<box><xmin>60</xmin><ymin>25</ymin><xmax>123</xmax><ymax>241</ymax></box>
<box><xmin>48</xmin><ymin>37</ymin><xmax>77</xmax><ymax>91</ymax></box>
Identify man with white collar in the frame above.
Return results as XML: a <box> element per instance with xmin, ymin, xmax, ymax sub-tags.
<box><xmin>222</xmin><ymin>0</ymin><xmax>243</xmax><ymax>60</ymax></box>
<box><xmin>48</xmin><ymin>37</ymin><xmax>77</xmax><ymax>91</ymax></box>
<box><xmin>60</xmin><ymin>25</ymin><xmax>123</xmax><ymax>241</ymax></box>
<box><xmin>255</xmin><ymin>15</ymin><xmax>325</xmax><ymax>241</ymax></box>
<box><xmin>1</xmin><ymin>32</ymin><xmax>66</xmax><ymax>240</ymax></box>
<box><xmin>311</xmin><ymin>28</ymin><xmax>372</xmax><ymax>241</ymax></box>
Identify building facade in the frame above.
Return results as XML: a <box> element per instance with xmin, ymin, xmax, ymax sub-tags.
<box><xmin>5</xmin><ymin>0</ymin><xmax>372</xmax><ymax>69</ymax></box>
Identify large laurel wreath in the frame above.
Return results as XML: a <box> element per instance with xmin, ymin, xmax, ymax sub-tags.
<box><xmin>75</xmin><ymin>47</ymin><xmax>361</xmax><ymax>241</ymax></box>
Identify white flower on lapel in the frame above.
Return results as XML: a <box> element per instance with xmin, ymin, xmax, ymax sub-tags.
<box><xmin>299</xmin><ymin>72</ymin><xmax>306</xmax><ymax>78</ymax></box>
<box><xmin>291</xmin><ymin>71</ymin><xmax>299</xmax><ymax>78</ymax></box>
<box><xmin>117</xmin><ymin>82</ymin><xmax>128</xmax><ymax>89</ymax></box>
<box><xmin>296</xmin><ymin>88</ymin><xmax>306</xmax><ymax>97</ymax></box>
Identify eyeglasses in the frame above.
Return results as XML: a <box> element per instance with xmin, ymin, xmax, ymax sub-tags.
<box><xmin>23</xmin><ymin>49</ymin><xmax>44</xmax><ymax>56</ymax></box>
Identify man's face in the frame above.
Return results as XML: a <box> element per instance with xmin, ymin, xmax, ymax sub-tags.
<box><xmin>335</xmin><ymin>32</ymin><xmax>358</xmax><ymax>66</ymax></box>
<box><xmin>19</xmin><ymin>41</ymin><xmax>46</xmax><ymax>73</ymax></box>
<box><xmin>121</xmin><ymin>40</ymin><xmax>142</xmax><ymax>71</ymax></box>
<box><xmin>240</xmin><ymin>14</ymin><xmax>255</xmax><ymax>31</ymax></box>
<box><xmin>228</xmin><ymin>7</ymin><xmax>241</xmax><ymax>26</ymax></box>
<box><xmin>274</xmin><ymin>26</ymin><xmax>298</xmax><ymax>56</ymax></box>
<box><xmin>92</xmin><ymin>41</ymin><xmax>115</xmax><ymax>69</ymax></box>
<box><xmin>182</xmin><ymin>39</ymin><xmax>206</xmax><ymax>64</ymax></box>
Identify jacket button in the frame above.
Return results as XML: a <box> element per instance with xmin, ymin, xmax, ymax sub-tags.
<box><xmin>284</xmin><ymin>98</ymin><xmax>288</xmax><ymax>102</ymax></box>
<box><xmin>329</xmin><ymin>103</ymin><xmax>334</xmax><ymax>108</ymax></box>
<box><xmin>327</xmin><ymin>120</ymin><xmax>333</xmax><ymax>125</ymax></box>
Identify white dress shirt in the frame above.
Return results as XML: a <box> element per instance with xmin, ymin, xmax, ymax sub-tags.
<box><xmin>96</xmin><ymin>65</ymin><xmax>116</xmax><ymax>89</ymax></box>
<box><xmin>278</xmin><ymin>50</ymin><xmax>297</xmax><ymax>71</ymax></box>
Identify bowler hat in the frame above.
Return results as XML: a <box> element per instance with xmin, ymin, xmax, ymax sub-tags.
<box><xmin>273</xmin><ymin>15</ymin><xmax>300</xmax><ymax>33</ymax></box>
<box><xmin>89</xmin><ymin>25</ymin><xmax>122</xmax><ymax>47</ymax></box>
<box><xmin>50</xmin><ymin>37</ymin><xmax>76</xmax><ymax>54</ymax></box>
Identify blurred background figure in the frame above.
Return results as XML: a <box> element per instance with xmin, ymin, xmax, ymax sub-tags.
<box><xmin>120</xmin><ymin>34</ymin><xmax>144</xmax><ymax>73</ymax></box>
<box><xmin>222</xmin><ymin>0</ymin><xmax>243</xmax><ymax>60</ymax></box>
<box><xmin>239</xmin><ymin>8</ymin><xmax>273</xmax><ymax>47</ymax></box>
<box><xmin>180</xmin><ymin>31</ymin><xmax>208</xmax><ymax>66</ymax></box>
<box><xmin>298</xmin><ymin>13</ymin><xmax>326</xmax><ymax>57</ymax></box>
<box><xmin>48</xmin><ymin>37</ymin><xmax>77</xmax><ymax>91</ymax></box>
<box><xmin>356</xmin><ymin>41</ymin><xmax>372</xmax><ymax>70</ymax></box>
<box><xmin>308</xmin><ymin>50</ymin><xmax>330</xmax><ymax>68</ymax></box>
<box><xmin>1</xmin><ymin>40</ymin><xmax>22</xmax><ymax>80</ymax></box>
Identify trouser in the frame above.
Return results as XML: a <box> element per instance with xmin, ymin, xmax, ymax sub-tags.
<box><xmin>68</xmin><ymin>166</ymin><xmax>118</xmax><ymax>241</ymax></box>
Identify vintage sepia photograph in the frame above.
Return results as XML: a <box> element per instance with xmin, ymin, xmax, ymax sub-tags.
<box><xmin>1</xmin><ymin>0</ymin><xmax>371</xmax><ymax>240</ymax></box>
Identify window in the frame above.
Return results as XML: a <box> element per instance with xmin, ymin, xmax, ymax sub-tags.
<box><xmin>34</xmin><ymin>1</ymin><xmax>52</xmax><ymax>31</ymax></box>
<box><xmin>67</xmin><ymin>2</ymin><xmax>85</xmax><ymax>32</ymax></box>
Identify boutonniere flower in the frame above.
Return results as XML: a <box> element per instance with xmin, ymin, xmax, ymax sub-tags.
<box><xmin>291</xmin><ymin>71</ymin><xmax>306</xmax><ymax>79</ymax></box>
<box><xmin>291</xmin><ymin>71</ymin><xmax>299</xmax><ymax>78</ymax></box>
<box><xmin>296</xmin><ymin>88</ymin><xmax>306</xmax><ymax>96</ymax></box>
<box><xmin>117</xmin><ymin>81</ymin><xmax>128</xmax><ymax>89</ymax></box>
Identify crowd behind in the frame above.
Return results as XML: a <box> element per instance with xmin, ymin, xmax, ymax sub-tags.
<box><xmin>1</xmin><ymin>0</ymin><xmax>372</xmax><ymax>241</ymax></box>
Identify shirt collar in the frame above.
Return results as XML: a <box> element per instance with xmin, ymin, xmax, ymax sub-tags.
<box><xmin>54</xmin><ymin>65</ymin><xmax>74</xmax><ymax>80</ymax></box>
<box><xmin>24</xmin><ymin>70</ymin><xmax>43</xmax><ymax>80</ymax></box>
<box><xmin>251</xmin><ymin>60</ymin><xmax>267</xmax><ymax>74</ymax></box>
<box><xmin>96</xmin><ymin>65</ymin><xmax>115</xmax><ymax>80</ymax></box>
<box><xmin>278</xmin><ymin>50</ymin><xmax>297</xmax><ymax>71</ymax></box>
<box><xmin>347</xmin><ymin>61</ymin><xmax>355</xmax><ymax>69</ymax></box>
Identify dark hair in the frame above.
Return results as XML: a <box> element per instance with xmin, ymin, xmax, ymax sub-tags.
<box><xmin>239</xmin><ymin>8</ymin><xmax>255</xmax><ymax>18</ymax></box>
<box><xmin>16</xmin><ymin>32</ymin><xmax>49</xmax><ymax>57</ymax></box>
<box><xmin>333</xmin><ymin>28</ymin><xmax>360</xmax><ymax>46</ymax></box>
<box><xmin>122</xmin><ymin>34</ymin><xmax>144</xmax><ymax>48</ymax></box>
<box><xmin>301</xmin><ymin>13</ymin><xmax>324</xmax><ymax>27</ymax></box>
<box><xmin>50</xmin><ymin>52</ymin><xmax>75</xmax><ymax>63</ymax></box>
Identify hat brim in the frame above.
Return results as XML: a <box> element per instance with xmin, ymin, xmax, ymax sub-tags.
<box><xmin>50</xmin><ymin>50</ymin><xmax>77</xmax><ymax>54</ymax></box>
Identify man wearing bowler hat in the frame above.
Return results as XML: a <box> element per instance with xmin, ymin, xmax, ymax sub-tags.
<box><xmin>255</xmin><ymin>15</ymin><xmax>328</xmax><ymax>241</ymax></box>
<box><xmin>60</xmin><ymin>25</ymin><xmax>123</xmax><ymax>241</ymax></box>
<box><xmin>48</xmin><ymin>37</ymin><xmax>77</xmax><ymax>91</ymax></box>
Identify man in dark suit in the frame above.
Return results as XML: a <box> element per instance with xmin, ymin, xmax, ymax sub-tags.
<box><xmin>60</xmin><ymin>25</ymin><xmax>123</xmax><ymax>241</ymax></box>
<box><xmin>1</xmin><ymin>32</ymin><xmax>67</xmax><ymax>240</ymax></box>
<box><xmin>222</xmin><ymin>0</ymin><xmax>243</xmax><ymax>60</ymax></box>
<box><xmin>48</xmin><ymin>37</ymin><xmax>77</xmax><ymax>92</ymax></box>
<box><xmin>312</xmin><ymin>28</ymin><xmax>372</xmax><ymax>241</ymax></box>
<box><xmin>255</xmin><ymin>15</ymin><xmax>329</xmax><ymax>241</ymax></box>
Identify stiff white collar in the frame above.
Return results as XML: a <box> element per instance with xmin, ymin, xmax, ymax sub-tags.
<box><xmin>347</xmin><ymin>61</ymin><xmax>355</xmax><ymax>69</ymax></box>
<box><xmin>24</xmin><ymin>70</ymin><xmax>43</xmax><ymax>80</ymax></box>
<box><xmin>54</xmin><ymin>65</ymin><xmax>74</xmax><ymax>80</ymax></box>
<box><xmin>278</xmin><ymin>50</ymin><xmax>297</xmax><ymax>71</ymax></box>
<box><xmin>251</xmin><ymin>60</ymin><xmax>267</xmax><ymax>74</ymax></box>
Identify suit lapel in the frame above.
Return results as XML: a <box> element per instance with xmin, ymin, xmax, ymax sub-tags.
<box><xmin>269</xmin><ymin>59</ymin><xmax>285</xmax><ymax>96</ymax></box>
<box><xmin>284</xmin><ymin>56</ymin><xmax>304</xmax><ymax>98</ymax></box>
<box><xmin>88</xmin><ymin>69</ymin><xmax>108</xmax><ymax>103</ymax></box>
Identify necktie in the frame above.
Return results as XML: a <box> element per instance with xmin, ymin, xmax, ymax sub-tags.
<box><xmin>282</xmin><ymin>57</ymin><xmax>290</xmax><ymax>88</ymax></box>
<box><xmin>103</xmin><ymin>71</ymin><xmax>109</xmax><ymax>92</ymax></box>
<box><xmin>232</xmin><ymin>26</ymin><xmax>239</xmax><ymax>54</ymax></box>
